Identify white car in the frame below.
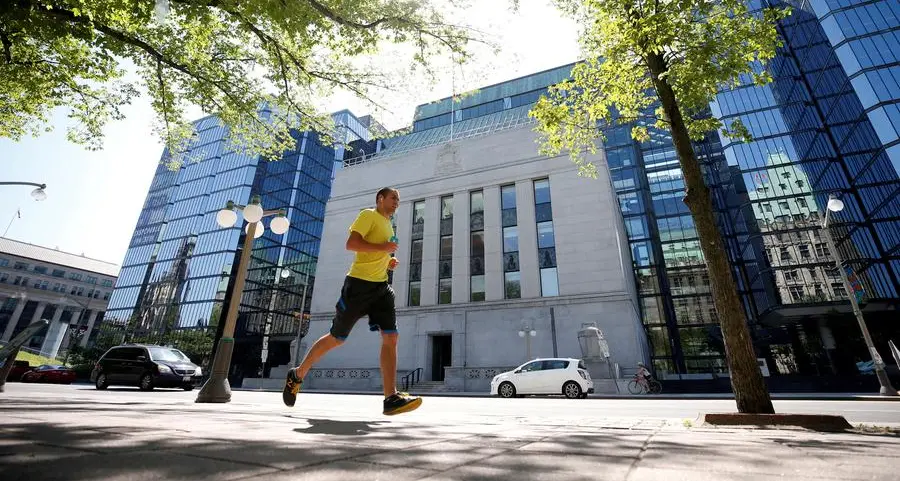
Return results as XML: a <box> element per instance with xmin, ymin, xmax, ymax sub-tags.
<box><xmin>490</xmin><ymin>358</ymin><xmax>594</xmax><ymax>399</ymax></box>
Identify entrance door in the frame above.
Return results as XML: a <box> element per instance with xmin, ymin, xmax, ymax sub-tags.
<box><xmin>431</xmin><ymin>335</ymin><xmax>452</xmax><ymax>381</ymax></box>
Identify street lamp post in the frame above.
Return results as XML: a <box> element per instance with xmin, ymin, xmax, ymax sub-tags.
<box><xmin>196</xmin><ymin>196</ymin><xmax>290</xmax><ymax>403</ymax></box>
<box><xmin>821</xmin><ymin>194</ymin><xmax>897</xmax><ymax>396</ymax></box>
<box><xmin>518</xmin><ymin>327</ymin><xmax>537</xmax><ymax>361</ymax></box>
<box><xmin>290</xmin><ymin>269</ymin><xmax>311</xmax><ymax>367</ymax></box>
<box><xmin>0</xmin><ymin>181</ymin><xmax>48</xmax><ymax>201</ymax></box>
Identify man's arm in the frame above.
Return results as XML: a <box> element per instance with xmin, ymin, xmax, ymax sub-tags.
<box><xmin>346</xmin><ymin>231</ymin><xmax>398</xmax><ymax>253</ymax></box>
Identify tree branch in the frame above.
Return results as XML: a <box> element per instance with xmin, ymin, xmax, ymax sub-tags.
<box><xmin>31</xmin><ymin>2</ymin><xmax>265</xmax><ymax>130</ymax></box>
<box><xmin>303</xmin><ymin>0</ymin><xmax>400</xmax><ymax>29</ymax></box>
<box><xmin>0</xmin><ymin>31</ymin><xmax>11</xmax><ymax>63</ymax></box>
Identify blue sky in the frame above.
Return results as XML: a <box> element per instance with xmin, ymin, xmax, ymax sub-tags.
<box><xmin>0</xmin><ymin>1</ymin><xmax>578</xmax><ymax>266</ymax></box>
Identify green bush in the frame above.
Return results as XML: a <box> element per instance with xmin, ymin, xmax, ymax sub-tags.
<box><xmin>71</xmin><ymin>363</ymin><xmax>94</xmax><ymax>380</ymax></box>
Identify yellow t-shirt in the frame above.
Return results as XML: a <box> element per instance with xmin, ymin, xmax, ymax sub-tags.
<box><xmin>346</xmin><ymin>208</ymin><xmax>394</xmax><ymax>282</ymax></box>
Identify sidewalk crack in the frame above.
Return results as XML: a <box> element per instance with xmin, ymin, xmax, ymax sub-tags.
<box><xmin>623</xmin><ymin>427</ymin><xmax>661</xmax><ymax>481</ymax></box>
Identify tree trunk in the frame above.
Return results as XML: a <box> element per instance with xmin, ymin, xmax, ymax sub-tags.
<box><xmin>645</xmin><ymin>51</ymin><xmax>774</xmax><ymax>414</ymax></box>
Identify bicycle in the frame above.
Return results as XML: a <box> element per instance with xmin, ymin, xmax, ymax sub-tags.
<box><xmin>627</xmin><ymin>374</ymin><xmax>662</xmax><ymax>394</ymax></box>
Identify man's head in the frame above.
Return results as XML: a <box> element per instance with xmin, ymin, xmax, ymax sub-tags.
<box><xmin>375</xmin><ymin>187</ymin><xmax>400</xmax><ymax>217</ymax></box>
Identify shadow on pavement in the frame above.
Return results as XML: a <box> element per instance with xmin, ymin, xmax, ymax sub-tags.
<box><xmin>294</xmin><ymin>418</ymin><xmax>389</xmax><ymax>436</ymax></box>
<box><xmin>2</xmin><ymin>399</ymin><xmax>899</xmax><ymax>481</ymax></box>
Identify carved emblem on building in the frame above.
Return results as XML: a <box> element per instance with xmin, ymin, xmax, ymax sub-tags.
<box><xmin>434</xmin><ymin>143</ymin><xmax>462</xmax><ymax>175</ymax></box>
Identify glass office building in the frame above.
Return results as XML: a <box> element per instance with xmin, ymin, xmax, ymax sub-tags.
<box><xmin>703</xmin><ymin>0</ymin><xmax>900</xmax><ymax>386</ymax></box>
<box><xmin>96</xmin><ymin>111</ymin><xmax>371</xmax><ymax>385</ymax></box>
<box><xmin>603</xmin><ymin>0</ymin><xmax>900</xmax><ymax>386</ymax></box>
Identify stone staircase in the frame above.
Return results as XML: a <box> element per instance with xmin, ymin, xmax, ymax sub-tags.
<box><xmin>404</xmin><ymin>381</ymin><xmax>454</xmax><ymax>393</ymax></box>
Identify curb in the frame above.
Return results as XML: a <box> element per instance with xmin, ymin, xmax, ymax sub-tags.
<box><xmin>231</xmin><ymin>388</ymin><xmax>900</xmax><ymax>401</ymax></box>
<box><xmin>698</xmin><ymin>413</ymin><xmax>854</xmax><ymax>432</ymax></box>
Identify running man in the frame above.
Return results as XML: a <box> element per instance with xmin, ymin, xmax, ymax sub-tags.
<box><xmin>282</xmin><ymin>187</ymin><xmax>422</xmax><ymax>415</ymax></box>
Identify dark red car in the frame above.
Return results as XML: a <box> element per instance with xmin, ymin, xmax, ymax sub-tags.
<box><xmin>20</xmin><ymin>364</ymin><xmax>76</xmax><ymax>384</ymax></box>
<box><xmin>6</xmin><ymin>360</ymin><xmax>33</xmax><ymax>381</ymax></box>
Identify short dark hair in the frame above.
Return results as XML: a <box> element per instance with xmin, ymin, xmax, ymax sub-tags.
<box><xmin>376</xmin><ymin>187</ymin><xmax>398</xmax><ymax>203</ymax></box>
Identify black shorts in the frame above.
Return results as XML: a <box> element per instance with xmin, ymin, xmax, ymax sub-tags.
<box><xmin>329</xmin><ymin>276</ymin><xmax>397</xmax><ymax>340</ymax></box>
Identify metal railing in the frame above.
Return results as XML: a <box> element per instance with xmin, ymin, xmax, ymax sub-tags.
<box><xmin>401</xmin><ymin>367</ymin><xmax>423</xmax><ymax>391</ymax></box>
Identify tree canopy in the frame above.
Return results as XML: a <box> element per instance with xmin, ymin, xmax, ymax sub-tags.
<box><xmin>531</xmin><ymin>0</ymin><xmax>788</xmax><ymax>177</ymax></box>
<box><xmin>531</xmin><ymin>0</ymin><xmax>790</xmax><ymax>414</ymax></box>
<box><xmin>0</xmin><ymin>0</ymin><xmax>485</xmax><ymax>165</ymax></box>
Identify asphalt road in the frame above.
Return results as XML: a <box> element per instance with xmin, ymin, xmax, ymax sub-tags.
<box><xmin>6</xmin><ymin>382</ymin><xmax>900</xmax><ymax>425</ymax></box>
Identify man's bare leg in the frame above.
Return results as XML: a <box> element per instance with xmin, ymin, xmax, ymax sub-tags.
<box><xmin>283</xmin><ymin>333</ymin><xmax>343</xmax><ymax>407</ymax></box>
<box><xmin>379</xmin><ymin>331</ymin><xmax>422</xmax><ymax>415</ymax></box>
<box><xmin>380</xmin><ymin>332</ymin><xmax>399</xmax><ymax>397</ymax></box>
<box><xmin>295</xmin><ymin>333</ymin><xmax>344</xmax><ymax>379</ymax></box>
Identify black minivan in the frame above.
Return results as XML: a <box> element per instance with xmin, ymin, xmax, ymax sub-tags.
<box><xmin>91</xmin><ymin>343</ymin><xmax>202</xmax><ymax>391</ymax></box>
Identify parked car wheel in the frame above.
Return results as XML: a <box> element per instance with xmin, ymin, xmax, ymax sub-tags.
<box><xmin>563</xmin><ymin>381</ymin><xmax>583</xmax><ymax>399</ymax></box>
<box><xmin>139</xmin><ymin>373</ymin><xmax>154</xmax><ymax>391</ymax></box>
<box><xmin>498</xmin><ymin>381</ymin><xmax>517</xmax><ymax>398</ymax></box>
<box><xmin>95</xmin><ymin>373</ymin><xmax>109</xmax><ymax>390</ymax></box>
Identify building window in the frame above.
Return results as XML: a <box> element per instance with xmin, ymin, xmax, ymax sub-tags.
<box><xmin>505</xmin><ymin>271</ymin><xmax>521</xmax><ymax>299</ymax></box>
<box><xmin>438</xmin><ymin>196</ymin><xmax>453</xmax><ymax>304</ymax></box>
<box><xmin>814</xmin><ymin>243</ymin><xmax>830</xmax><ymax>257</ymax></box>
<box><xmin>51</xmin><ymin>269</ymin><xmax>65</xmax><ymax>278</ymax></box>
<box><xmin>501</xmin><ymin>184</ymin><xmax>517</xmax><ymax>227</ymax></box>
<box><xmin>501</xmin><ymin>184</ymin><xmax>520</xmax><ymax>299</ymax></box>
<box><xmin>408</xmin><ymin>200</ymin><xmax>425</xmax><ymax>306</ymax></box>
<box><xmin>784</xmin><ymin>269</ymin><xmax>799</xmax><ymax>282</ymax></box>
<box><xmin>408</xmin><ymin>281</ymin><xmax>421</xmax><ymax>306</ymax></box>
<box><xmin>33</xmin><ymin>266</ymin><xmax>48</xmax><ymax>275</ymax></box>
<box><xmin>831</xmin><ymin>282</ymin><xmax>847</xmax><ymax>298</ymax></box>
<box><xmin>534</xmin><ymin>179</ymin><xmax>558</xmax><ymax>296</ymax></box>
<box><xmin>14</xmin><ymin>262</ymin><xmax>28</xmax><ymax>270</ymax></box>
<box><xmin>779</xmin><ymin>247</ymin><xmax>791</xmax><ymax>261</ymax></box>
<box><xmin>470</xmin><ymin>191</ymin><xmax>485</xmax><ymax>301</ymax></box>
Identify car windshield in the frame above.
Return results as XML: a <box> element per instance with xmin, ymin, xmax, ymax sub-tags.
<box><xmin>149</xmin><ymin>348</ymin><xmax>190</xmax><ymax>362</ymax></box>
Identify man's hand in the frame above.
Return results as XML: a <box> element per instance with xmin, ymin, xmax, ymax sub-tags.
<box><xmin>381</xmin><ymin>241</ymin><xmax>398</xmax><ymax>253</ymax></box>
<box><xmin>388</xmin><ymin>258</ymin><xmax>400</xmax><ymax>270</ymax></box>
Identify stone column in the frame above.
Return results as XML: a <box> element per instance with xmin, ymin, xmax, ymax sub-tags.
<box><xmin>81</xmin><ymin>310</ymin><xmax>102</xmax><ymax>347</ymax></box>
<box><xmin>28</xmin><ymin>301</ymin><xmax>48</xmax><ymax>327</ymax></box>
<box><xmin>40</xmin><ymin>305</ymin><xmax>66</xmax><ymax>359</ymax></box>
<box><xmin>451</xmin><ymin>190</ymin><xmax>471</xmax><ymax>304</ymax></box>
<box><xmin>483</xmin><ymin>186</ymin><xmax>503</xmax><ymax>301</ymax></box>
<box><xmin>58</xmin><ymin>308</ymin><xmax>84</xmax><ymax>354</ymax></box>
<box><xmin>1</xmin><ymin>295</ymin><xmax>27</xmax><ymax>342</ymax></box>
<box><xmin>392</xmin><ymin>202</ymin><xmax>413</xmax><ymax>307</ymax></box>
<box><xmin>516</xmin><ymin>180</ymin><xmax>540</xmax><ymax>298</ymax></box>
<box><xmin>419</xmin><ymin>196</ymin><xmax>441</xmax><ymax>306</ymax></box>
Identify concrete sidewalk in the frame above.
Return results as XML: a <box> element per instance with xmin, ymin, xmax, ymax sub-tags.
<box><xmin>1</xmin><ymin>390</ymin><xmax>898</xmax><ymax>480</ymax></box>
